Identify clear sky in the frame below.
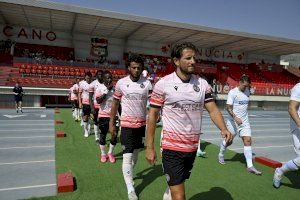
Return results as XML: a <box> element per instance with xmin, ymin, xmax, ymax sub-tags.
<box><xmin>49</xmin><ymin>0</ymin><xmax>300</xmax><ymax>41</ymax></box>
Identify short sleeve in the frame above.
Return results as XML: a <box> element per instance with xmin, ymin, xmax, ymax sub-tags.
<box><xmin>204</xmin><ymin>81</ymin><xmax>213</xmax><ymax>103</ymax></box>
<box><xmin>113</xmin><ymin>80</ymin><xmax>122</xmax><ymax>100</ymax></box>
<box><xmin>226</xmin><ymin>90</ymin><xmax>235</xmax><ymax>105</ymax></box>
<box><xmin>290</xmin><ymin>84</ymin><xmax>300</xmax><ymax>102</ymax></box>
<box><xmin>150</xmin><ymin>79</ymin><xmax>165</xmax><ymax>108</ymax></box>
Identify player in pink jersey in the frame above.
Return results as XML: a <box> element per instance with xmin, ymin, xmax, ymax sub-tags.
<box><xmin>69</xmin><ymin>78</ymin><xmax>80</xmax><ymax>121</ymax></box>
<box><xmin>95</xmin><ymin>71</ymin><xmax>118</xmax><ymax>163</ymax></box>
<box><xmin>89</xmin><ymin>70</ymin><xmax>103</xmax><ymax>142</ymax></box>
<box><xmin>109</xmin><ymin>54</ymin><xmax>152</xmax><ymax>200</ymax></box>
<box><xmin>79</xmin><ymin>72</ymin><xmax>92</xmax><ymax>138</ymax></box>
<box><xmin>146</xmin><ymin>43</ymin><xmax>233</xmax><ymax>200</ymax></box>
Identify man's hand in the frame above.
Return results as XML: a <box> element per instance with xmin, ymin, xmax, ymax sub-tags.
<box><xmin>146</xmin><ymin>147</ymin><xmax>157</xmax><ymax>166</ymax></box>
<box><xmin>234</xmin><ymin>116</ymin><xmax>243</xmax><ymax>125</ymax></box>
<box><xmin>221</xmin><ymin>129</ymin><xmax>233</xmax><ymax>145</ymax></box>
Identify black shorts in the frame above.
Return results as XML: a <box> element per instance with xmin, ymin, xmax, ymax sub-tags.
<box><xmin>162</xmin><ymin>149</ymin><xmax>196</xmax><ymax>186</ymax></box>
<box><xmin>73</xmin><ymin>100</ymin><xmax>79</xmax><ymax>108</ymax></box>
<box><xmin>14</xmin><ymin>95</ymin><xmax>22</xmax><ymax>103</ymax></box>
<box><xmin>121</xmin><ymin>126</ymin><xmax>145</xmax><ymax>153</ymax></box>
<box><xmin>98</xmin><ymin>117</ymin><xmax>109</xmax><ymax>136</ymax></box>
<box><xmin>82</xmin><ymin>104</ymin><xmax>91</xmax><ymax>116</ymax></box>
<box><xmin>93</xmin><ymin>108</ymin><xmax>99</xmax><ymax>124</ymax></box>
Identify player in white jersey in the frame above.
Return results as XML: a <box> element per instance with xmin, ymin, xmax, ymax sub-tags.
<box><xmin>79</xmin><ymin>72</ymin><xmax>92</xmax><ymax>137</ymax></box>
<box><xmin>273</xmin><ymin>83</ymin><xmax>300</xmax><ymax>188</ymax></box>
<box><xmin>109</xmin><ymin>54</ymin><xmax>152</xmax><ymax>200</ymax></box>
<box><xmin>146</xmin><ymin>43</ymin><xmax>233</xmax><ymax>200</ymax></box>
<box><xmin>218</xmin><ymin>75</ymin><xmax>262</xmax><ymax>175</ymax></box>
<box><xmin>95</xmin><ymin>71</ymin><xmax>118</xmax><ymax>163</ymax></box>
<box><xmin>89</xmin><ymin>70</ymin><xmax>103</xmax><ymax>142</ymax></box>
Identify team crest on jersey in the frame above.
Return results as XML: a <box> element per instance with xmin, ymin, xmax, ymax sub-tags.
<box><xmin>127</xmin><ymin>84</ymin><xmax>129</xmax><ymax>87</ymax></box>
<box><xmin>174</xmin><ymin>86</ymin><xmax>178</xmax><ymax>91</ymax></box>
<box><xmin>193</xmin><ymin>85</ymin><xmax>200</xmax><ymax>92</ymax></box>
<box><xmin>140</xmin><ymin>83</ymin><xmax>145</xmax><ymax>88</ymax></box>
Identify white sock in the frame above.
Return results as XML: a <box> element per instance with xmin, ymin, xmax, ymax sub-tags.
<box><xmin>94</xmin><ymin>125</ymin><xmax>99</xmax><ymax>140</ymax></box>
<box><xmin>132</xmin><ymin>149</ymin><xmax>139</xmax><ymax>168</ymax></box>
<box><xmin>279</xmin><ymin>157</ymin><xmax>300</xmax><ymax>175</ymax></box>
<box><xmin>122</xmin><ymin>153</ymin><xmax>135</xmax><ymax>194</ymax></box>
<box><xmin>83</xmin><ymin>122</ymin><xmax>88</xmax><ymax>132</ymax></box>
<box><xmin>108</xmin><ymin>143</ymin><xmax>115</xmax><ymax>154</ymax></box>
<box><xmin>244</xmin><ymin>146</ymin><xmax>253</xmax><ymax>168</ymax></box>
<box><xmin>100</xmin><ymin>145</ymin><xmax>106</xmax><ymax>156</ymax></box>
<box><xmin>197</xmin><ymin>140</ymin><xmax>201</xmax><ymax>153</ymax></box>
<box><xmin>87</xmin><ymin>122</ymin><xmax>91</xmax><ymax>133</ymax></box>
<box><xmin>219</xmin><ymin>140</ymin><xmax>227</xmax><ymax>157</ymax></box>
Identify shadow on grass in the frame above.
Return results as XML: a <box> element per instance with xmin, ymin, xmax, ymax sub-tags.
<box><xmin>189</xmin><ymin>187</ymin><xmax>233</xmax><ymax>200</ymax></box>
<box><xmin>200</xmin><ymin>141</ymin><xmax>211</xmax><ymax>152</ymax></box>
<box><xmin>281</xmin><ymin>171</ymin><xmax>300</xmax><ymax>189</ymax></box>
<box><xmin>225</xmin><ymin>153</ymin><xmax>246</xmax><ymax>165</ymax></box>
<box><xmin>134</xmin><ymin>164</ymin><xmax>163</xmax><ymax>196</ymax></box>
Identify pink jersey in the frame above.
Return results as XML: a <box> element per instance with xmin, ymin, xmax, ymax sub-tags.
<box><xmin>79</xmin><ymin>80</ymin><xmax>90</xmax><ymax>105</ymax></box>
<box><xmin>70</xmin><ymin>84</ymin><xmax>79</xmax><ymax>101</ymax></box>
<box><xmin>114</xmin><ymin>75</ymin><xmax>152</xmax><ymax>128</ymax></box>
<box><xmin>95</xmin><ymin>85</ymin><xmax>114</xmax><ymax>118</ymax></box>
<box><xmin>88</xmin><ymin>79</ymin><xmax>102</xmax><ymax>109</ymax></box>
<box><xmin>150</xmin><ymin>72</ymin><xmax>213</xmax><ymax>152</ymax></box>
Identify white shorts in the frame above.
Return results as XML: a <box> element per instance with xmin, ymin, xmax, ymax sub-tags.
<box><xmin>291</xmin><ymin>128</ymin><xmax>300</xmax><ymax>156</ymax></box>
<box><xmin>226</xmin><ymin>119</ymin><xmax>251</xmax><ymax>137</ymax></box>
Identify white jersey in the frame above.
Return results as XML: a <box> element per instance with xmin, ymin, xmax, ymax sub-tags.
<box><xmin>290</xmin><ymin>83</ymin><xmax>300</xmax><ymax>131</ymax></box>
<box><xmin>227</xmin><ymin>87</ymin><xmax>250</xmax><ymax>124</ymax></box>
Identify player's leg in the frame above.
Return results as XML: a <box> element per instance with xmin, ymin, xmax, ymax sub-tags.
<box><xmin>218</xmin><ymin>120</ymin><xmax>237</xmax><ymax>164</ymax></box>
<box><xmin>82</xmin><ymin>105</ymin><xmax>91</xmax><ymax>137</ymax></box>
<box><xmin>241</xmin><ymin>128</ymin><xmax>262</xmax><ymax>175</ymax></box>
<box><xmin>273</xmin><ymin>130</ymin><xmax>300</xmax><ymax>188</ymax></box>
<box><xmin>162</xmin><ymin>149</ymin><xmax>196</xmax><ymax>200</ymax></box>
<box><xmin>121</xmin><ymin>127</ymin><xmax>137</xmax><ymax>199</ymax></box>
<box><xmin>15</xmin><ymin>100</ymin><xmax>18</xmax><ymax>113</ymax></box>
<box><xmin>99</xmin><ymin>117</ymin><xmax>109</xmax><ymax>163</ymax></box>
<box><xmin>93</xmin><ymin>108</ymin><xmax>100</xmax><ymax>142</ymax></box>
<box><xmin>108</xmin><ymin>119</ymin><xmax>117</xmax><ymax>163</ymax></box>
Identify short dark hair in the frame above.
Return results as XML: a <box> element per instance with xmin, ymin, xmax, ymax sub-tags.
<box><xmin>102</xmin><ymin>70</ymin><xmax>112</xmax><ymax>77</ymax></box>
<box><xmin>126</xmin><ymin>53</ymin><xmax>144</xmax><ymax>68</ymax></box>
<box><xmin>85</xmin><ymin>72</ymin><xmax>92</xmax><ymax>77</ymax></box>
<box><xmin>240</xmin><ymin>74</ymin><xmax>251</xmax><ymax>84</ymax></box>
<box><xmin>96</xmin><ymin>70</ymin><xmax>103</xmax><ymax>75</ymax></box>
<box><xmin>171</xmin><ymin>42</ymin><xmax>198</xmax><ymax>60</ymax></box>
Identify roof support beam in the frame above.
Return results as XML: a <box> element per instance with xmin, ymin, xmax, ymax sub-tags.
<box><xmin>170</xmin><ymin>32</ymin><xmax>200</xmax><ymax>44</ymax></box>
<box><xmin>70</xmin><ymin>13</ymin><xmax>77</xmax><ymax>37</ymax></box>
<box><xmin>108</xmin><ymin>20</ymin><xmax>124</xmax><ymax>37</ymax></box>
<box><xmin>124</xmin><ymin>23</ymin><xmax>145</xmax><ymax>41</ymax></box>
<box><xmin>21</xmin><ymin>5</ymin><xmax>31</xmax><ymax>28</ymax></box>
<box><xmin>49</xmin><ymin>10</ymin><xmax>53</xmax><ymax>30</ymax></box>
<box><xmin>0</xmin><ymin>9</ymin><xmax>8</xmax><ymax>24</ymax></box>
<box><xmin>209</xmin><ymin>38</ymin><xmax>248</xmax><ymax>49</ymax></box>
<box><xmin>89</xmin><ymin>16</ymin><xmax>101</xmax><ymax>36</ymax></box>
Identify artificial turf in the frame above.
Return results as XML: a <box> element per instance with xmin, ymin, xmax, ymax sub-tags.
<box><xmin>32</xmin><ymin>109</ymin><xmax>299</xmax><ymax>200</ymax></box>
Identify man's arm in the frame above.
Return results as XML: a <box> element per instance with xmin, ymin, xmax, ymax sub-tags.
<box><xmin>78</xmin><ymin>92</ymin><xmax>82</xmax><ymax>108</ymax></box>
<box><xmin>289</xmin><ymin>100</ymin><xmax>300</xmax><ymax>127</ymax></box>
<box><xmin>109</xmin><ymin>98</ymin><xmax>120</xmax><ymax>134</ymax></box>
<box><xmin>146</xmin><ymin>106</ymin><xmax>160</xmax><ymax>165</ymax></box>
<box><xmin>89</xmin><ymin>92</ymin><xmax>95</xmax><ymax>113</ymax></box>
<box><xmin>205</xmin><ymin>101</ymin><xmax>233</xmax><ymax>144</ymax></box>
<box><xmin>226</xmin><ymin>104</ymin><xmax>242</xmax><ymax>125</ymax></box>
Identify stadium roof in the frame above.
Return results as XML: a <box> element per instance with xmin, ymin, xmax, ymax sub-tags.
<box><xmin>1</xmin><ymin>0</ymin><xmax>300</xmax><ymax>56</ymax></box>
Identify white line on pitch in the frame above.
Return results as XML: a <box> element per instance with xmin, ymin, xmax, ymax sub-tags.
<box><xmin>0</xmin><ymin>129</ymin><xmax>53</xmax><ymax>132</ymax></box>
<box><xmin>229</xmin><ymin>145</ymin><xmax>293</xmax><ymax>151</ymax></box>
<box><xmin>202</xmin><ymin>128</ymin><xmax>288</xmax><ymax>133</ymax></box>
<box><xmin>0</xmin><ymin>120</ymin><xmax>52</xmax><ymax>122</ymax></box>
<box><xmin>203</xmin><ymin>135</ymin><xmax>290</xmax><ymax>141</ymax></box>
<box><xmin>0</xmin><ymin>160</ymin><xmax>55</xmax><ymax>166</ymax></box>
<box><xmin>0</xmin><ymin>124</ymin><xmax>53</xmax><ymax>126</ymax></box>
<box><xmin>0</xmin><ymin>136</ymin><xmax>54</xmax><ymax>139</ymax></box>
<box><xmin>0</xmin><ymin>145</ymin><xmax>54</xmax><ymax>150</ymax></box>
<box><xmin>0</xmin><ymin>183</ymin><xmax>56</xmax><ymax>192</ymax></box>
